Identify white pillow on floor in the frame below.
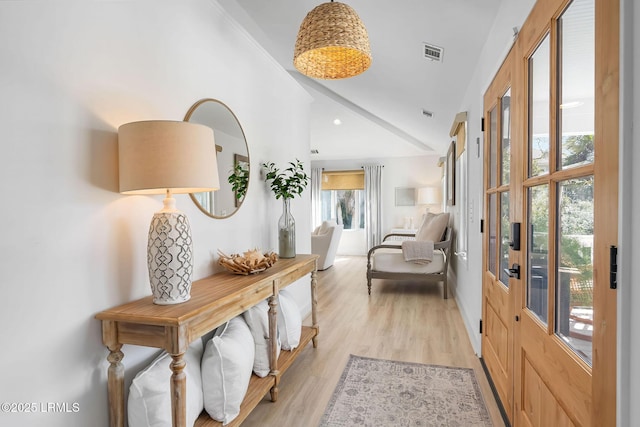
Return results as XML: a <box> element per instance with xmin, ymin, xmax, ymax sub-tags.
<box><xmin>243</xmin><ymin>299</ymin><xmax>281</xmax><ymax>377</ymax></box>
<box><xmin>128</xmin><ymin>339</ymin><xmax>204</xmax><ymax>427</ymax></box>
<box><xmin>201</xmin><ymin>316</ymin><xmax>254</xmax><ymax>425</ymax></box>
<box><xmin>278</xmin><ymin>289</ymin><xmax>302</xmax><ymax>350</ymax></box>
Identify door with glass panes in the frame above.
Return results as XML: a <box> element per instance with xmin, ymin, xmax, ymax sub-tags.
<box><xmin>482</xmin><ymin>46</ymin><xmax>517</xmax><ymax>424</ymax></box>
<box><xmin>483</xmin><ymin>0</ymin><xmax>618</xmax><ymax>425</ymax></box>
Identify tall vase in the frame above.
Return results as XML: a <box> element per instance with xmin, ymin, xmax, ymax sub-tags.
<box><xmin>278</xmin><ymin>198</ymin><xmax>296</xmax><ymax>258</ymax></box>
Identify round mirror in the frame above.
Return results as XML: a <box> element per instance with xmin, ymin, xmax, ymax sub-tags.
<box><xmin>184</xmin><ymin>99</ymin><xmax>249</xmax><ymax>218</ymax></box>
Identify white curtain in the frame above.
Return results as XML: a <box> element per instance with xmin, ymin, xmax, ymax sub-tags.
<box><xmin>364</xmin><ymin>165</ymin><xmax>383</xmax><ymax>249</ymax></box>
<box><xmin>310</xmin><ymin>167</ymin><xmax>323</xmax><ymax>230</ymax></box>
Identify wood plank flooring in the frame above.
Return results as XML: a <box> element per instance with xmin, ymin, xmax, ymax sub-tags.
<box><xmin>241</xmin><ymin>255</ymin><xmax>506</xmax><ymax>427</ymax></box>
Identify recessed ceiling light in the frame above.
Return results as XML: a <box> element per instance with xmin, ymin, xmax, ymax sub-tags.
<box><xmin>333</xmin><ymin>118</ymin><xmax>342</xmax><ymax>125</ymax></box>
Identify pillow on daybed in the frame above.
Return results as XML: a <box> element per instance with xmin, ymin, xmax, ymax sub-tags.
<box><xmin>128</xmin><ymin>339</ymin><xmax>204</xmax><ymax>427</ymax></box>
<box><xmin>201</xmin><ymin>316</ymin><xmax>254</xmax><ymax>425</ymax></box>
<box><xmin>277</xmin><ymin>289</ymin><xmax>302</xmax><ymax>351</ymax></box>
<box><xmin>243</xmin><ymin>299</ymin><xmax>281</xmax><ymax>377</ymax></box>
<box><xmin>415</xmin><ymin>212</ymin><xmax>450</xmax><ymax>242</ymax></box>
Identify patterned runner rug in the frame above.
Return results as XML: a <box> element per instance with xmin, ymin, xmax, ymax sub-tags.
<box><xmin>319</xmin><ymin>355</ymin><xmax>493</xmax><ymax>427</ymax></box>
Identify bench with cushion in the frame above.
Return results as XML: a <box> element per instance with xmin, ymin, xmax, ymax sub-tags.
<box><xmin>366</xmin><ymin>213</ymin><xmax>452</xmax><ymax>298</ymax></box>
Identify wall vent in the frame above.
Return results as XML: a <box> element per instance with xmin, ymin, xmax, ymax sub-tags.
<box><xmin>423</xmin><ymin>43</ymin><xmax>444</xmax><ymax>62</ymax></box>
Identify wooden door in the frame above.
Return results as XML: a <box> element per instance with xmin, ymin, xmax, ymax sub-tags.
<box><xmin>482</xmin><ymin>0</ymin><xmax>619</xmax><ymax>425</ymax></box>
<box><xmin>482</xmin><ymin>47</ymin><xmax>517</xmax><ymax>424</ymax></box>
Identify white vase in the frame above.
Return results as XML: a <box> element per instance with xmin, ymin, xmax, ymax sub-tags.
<box><xmin>147</xmin><ymin>210</ymin><xmax>193</xmax><ymax>304</ymax></box>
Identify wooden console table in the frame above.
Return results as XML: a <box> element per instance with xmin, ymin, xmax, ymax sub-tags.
<box><xmin>96</xmin><ymin>254</ymin><xmax>319</xmax><ymax>427</ymax></box>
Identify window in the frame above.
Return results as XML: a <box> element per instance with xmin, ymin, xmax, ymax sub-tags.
<box><xmin>457</xmin><ymin>149</ymin><xmax>468</xmax><ymax>260</ymax></box>
<box><xmin>321</xmin><ymin>170</ymin><xmax>366</xmax><ymax>230</ymax></box>
<box><xmin>450</xmin><ymin>113</ymin><xmax>468</xmax><ymax>261</ymax></box>
<box><xmin>321</xmin><ymin>190</ymin><xmax>365</xmax><ymax>229</ymax></box>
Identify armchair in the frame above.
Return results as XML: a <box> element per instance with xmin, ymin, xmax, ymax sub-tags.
<box><xmin>311</xmin><ymin>220</ymin><xmax>344</xmax><ymax>270</ymax></box>
<box><xmin>366</xmin><ymin>215</ymin><xmax>452</xmax><ymax>298</ymax></box>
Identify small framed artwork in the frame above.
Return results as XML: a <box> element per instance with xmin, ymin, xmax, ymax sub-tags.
<box><xmin>446</xmin><ymin>141</ymin><xmax>456</xmax><ymax>206</ymax></box>
<box><xmin>395</xmin><ymin>187</ymin><xmax>415</xmax><ymax>206</ymax></box>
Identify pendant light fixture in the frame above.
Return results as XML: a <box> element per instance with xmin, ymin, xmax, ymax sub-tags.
<box><xmin>294</xmin><ymin>1</ymin><xmax>371</xmax><ymax>80</ymax></box>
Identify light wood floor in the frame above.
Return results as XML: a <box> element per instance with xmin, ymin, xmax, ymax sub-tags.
<box><xmin>241</xmin><ymin>255</ymin><xmax>506</xmax><ymax>427</ymax></box>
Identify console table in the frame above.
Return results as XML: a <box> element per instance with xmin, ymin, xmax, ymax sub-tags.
<box><xmin>96</xmin><ymin>254</ymin><xmax>319</xmax><ymax>427</ymax></box>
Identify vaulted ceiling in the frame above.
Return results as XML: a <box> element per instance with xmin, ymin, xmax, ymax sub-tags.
<box><xmin>221</xmin><ymin>0</ymin><xmax>503</xmax><ymax>160</ymax></box>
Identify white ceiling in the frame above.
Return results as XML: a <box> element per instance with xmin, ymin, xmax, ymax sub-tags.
<box><xmin>221</xmin><ymin>0</ymin><xmax>503</xmax><ymax>160</ymax></box>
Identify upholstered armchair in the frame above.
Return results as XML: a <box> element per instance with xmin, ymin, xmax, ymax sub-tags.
<box><xmin>311</xmin><ymin>220</ymin><xmax>344</xmax><ymax>271</ymax></box>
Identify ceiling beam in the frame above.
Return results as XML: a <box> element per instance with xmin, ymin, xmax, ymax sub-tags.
<box><xmin>289</xmin><ymin>71</ymin><xmax>434</xmax><ymax>152</ymax></box>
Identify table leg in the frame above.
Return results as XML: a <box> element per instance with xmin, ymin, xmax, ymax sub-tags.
<box><xmin>268</xmin><ymin>294</ymin><xmax>280</xmax><ymax>401</ymax></box>
<box><xmin>106</xmin><ymin>345</ymin><xmax>124</xmax><ymax>427</ymax></box>
<box><xmin>170</xmin><ymin>353</ymin><xmax>187</xmax><ymax>427</ymax></box>
<box><xmin>311</xmin><ymin>268</ymin><xmax>319</xmax><ymax>348</ymax></box>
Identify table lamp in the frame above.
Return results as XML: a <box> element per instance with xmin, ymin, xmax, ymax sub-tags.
<box><xmin>417</xmin><ymin>187</ymin><xmax>441</xmax><ymax>213</ymax></box>
<box><xmin>118</xmin><ymin>120</ymin><xmax>219</xmax><ymax>305</ymax></box>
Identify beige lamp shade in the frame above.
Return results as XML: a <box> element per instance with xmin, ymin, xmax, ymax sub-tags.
<box><xmin>118</xmin><ymin>120</ymin><xmax>220</xmax><ymax>195</ymax></box>
<box><xmin>294</xmin><ymin>1</ymin><xmax>371</xmax><ymax>80</ymax></box>
<box><xmin>417</xmin><ymin>187</ymin><xmax>441</xmax><ymax>205</ymax></box>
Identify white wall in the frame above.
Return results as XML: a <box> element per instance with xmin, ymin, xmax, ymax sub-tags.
<box><xmin>620</xmin><ymin>0</ymin><xmax>638</xmax><ymax>424</ymax></box>
<box><xmin>312</xmin><ymin>155</ymin><xmax>442</xmax><ymax>255</ymax></box>
<box><xmin>0</xmin><ymin>1</ymin><xmax>311</xmax><ymax>425</ymax></box>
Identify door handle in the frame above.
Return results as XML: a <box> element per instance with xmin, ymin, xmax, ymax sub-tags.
<box><xmin>509</xmin><ymin>222</ymin><xmax>521</xmax><ymax>251</ymax></box>
<box><xmin>503</xmin><ymin>263</ymin><xmax>520</xmax><ymax>280</ymax></box>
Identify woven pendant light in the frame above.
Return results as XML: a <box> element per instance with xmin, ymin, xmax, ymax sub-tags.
<box><xmin>294</xmin><ymin>1</ymin><xmax>371</xmax><ymax>80</ymax></box>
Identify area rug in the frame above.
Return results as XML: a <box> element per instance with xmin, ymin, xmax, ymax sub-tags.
<box><xmin>319</xmin><ymin>355</ymin><xmax>493</xmax><ymax>427</ymax></box>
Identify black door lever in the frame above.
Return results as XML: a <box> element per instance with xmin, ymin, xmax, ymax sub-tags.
<box><xmin>503</xmin><ymin>263</ymin><xmax>520</xmax><ymax>280</ymax></box>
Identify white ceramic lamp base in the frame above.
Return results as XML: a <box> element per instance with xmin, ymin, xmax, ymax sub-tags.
<box><xmin>147</xmin><ymin>197</ymin><xmax>194</xmax><ymax>305</ymax></box>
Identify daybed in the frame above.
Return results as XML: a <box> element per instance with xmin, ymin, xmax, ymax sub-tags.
<box><xmin>366</xmin><ymin>213</ymin><xmax>452</xmax><ymax>298</ymax></box>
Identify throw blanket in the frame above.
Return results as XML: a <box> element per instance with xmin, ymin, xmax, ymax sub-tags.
<box><xmin>402</xmin><ymin>240</ymin><xmax>434</xmax><ymax>264</ymax></box>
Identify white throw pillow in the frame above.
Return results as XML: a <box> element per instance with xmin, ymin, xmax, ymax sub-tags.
<box><xmin>201</xmin><ymin>316</ymin><xmax>254</xmax><ymax>425</ymax></box>
<box><xmin>277</xmin><ymin>290</ymin><xmax>302</xmax><ymax>351</ymax></box>
<box><xmin>415</xmin><ymin>212</ymin><xmax>450</xmax><ymax>242</ymax></box>
<box><xmin>318</xmin><ymin>220</ymin><xmax>336</xmax><ymax>235</ymax></box>
<box><xmin>242</xmin><ymin>299</ymin><xmax>281</xmax><ymax>377</ymax></box>
<box><xmin>128</xmin><ymin>339</ymin><xmax>204</xmax><ymax>427</ymax></box>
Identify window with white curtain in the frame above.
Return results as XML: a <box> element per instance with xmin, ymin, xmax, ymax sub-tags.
<box><xmin>457</xmin><ymin>149</ymin><xmax>468</xmax><ymax>261</ymax></box>
<box><xmin>320</xmin><ymin>170</ymin><xmax>366</xmax><ymax>230</ymax></box>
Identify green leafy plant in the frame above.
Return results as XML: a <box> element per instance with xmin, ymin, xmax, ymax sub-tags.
<box><xmin>228</xmin><ymin>163</ymin><xmax>249</xmax><ymax>200</ymax></box>
<box><xmin>261</xmin><ymin>159</ymin><xmax>309</xmax><ymax>200</ymax></box>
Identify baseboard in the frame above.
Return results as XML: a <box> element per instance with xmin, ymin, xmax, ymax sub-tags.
<box><xmin>479</xmin><ymin>357</ymin><xmax>511</xmax><ymax>427</ymax></box>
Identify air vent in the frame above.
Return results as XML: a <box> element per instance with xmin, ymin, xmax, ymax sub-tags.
<box><xmin>311</xmin><ymin>149</ymin><xmax>319</xmax><ymax>154</ymax></box>
<box><xmin>423</xmin><ymin>43</ymin><xmax>443</xmax><ymax>62</ymax></box>
<box><xmin>422</xmin><ymin>109</ymin><xmax>434</xmax><ymax>118</ymax></box>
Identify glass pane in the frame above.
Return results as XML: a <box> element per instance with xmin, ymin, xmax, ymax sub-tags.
<box><xmin>527</xmin><ymin>185</ymin><xmax>549</xmax><ymax>324</ymax></box>
<box><xmin>489</xmin><ymin>106</ymin><xmax>497</xmax><ymax>188</ymax></box>
<box><xmin>321</xmin><ymin>190</ymin><xmax>365</xmax><ymax>229</ymax></box>
<box><xmin>501</xmin><ymin>88</ymin><xmax>511</xmax><ymax>185</ymax></box>
<box><xmin>529</xmin><ymin>35</ymin><xmax>551</xmax><ymax>176</ymax></box>
<box><xmin>499</xmin><ymin>192</ymin><xmax>510</xmax><ymax>286</ymax></box>
<box><xmin>488</xmin><ymin>193</ymin><xmax>497</xmax><ymax>276</ymax></box>
<box><xmin>555</xmin><ymin>176</ymin><xmax>594</xmax><ymax>365</ymax></box>
<box><xmin>559</xmin><ymin>0</ymin><xmax>595</xmax><ymax>169</ymax></box>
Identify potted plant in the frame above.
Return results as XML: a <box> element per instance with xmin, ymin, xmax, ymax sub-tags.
<box><xmin>262</xmin><ymin>159</ymin><xmax>309</xmax><ymax>258</ymax></box>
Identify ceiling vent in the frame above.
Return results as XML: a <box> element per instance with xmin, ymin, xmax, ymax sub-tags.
<box><xmin>311</xmin><ymin>149</ymin><xmax>319</xmax><ymax>154</ymax></box>
<box><xmin>422</xmin><ymin>109</ymin><xmax>434</xmax><ymax>118</ymax></box>
<box><xmin>423</xmin><ymin>43</ymin><xmax>443</xmax><ymax>62</ymax></box>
